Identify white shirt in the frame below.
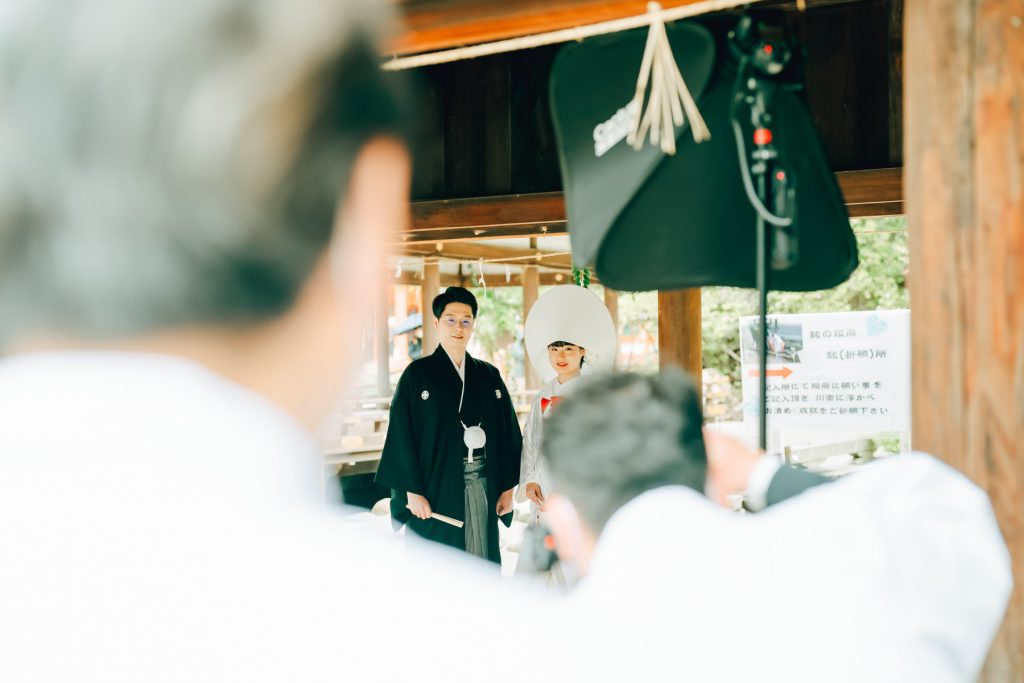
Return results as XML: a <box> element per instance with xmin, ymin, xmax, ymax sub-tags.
<box><xmin>0</xmin><ymin>351</ymin><xmax>533</xmax><ymax>683</ymax></box>
<box><xmin>549</xmin><ymin>453</ymin><xmax>1012</xmax><ymax>682</ymax></box>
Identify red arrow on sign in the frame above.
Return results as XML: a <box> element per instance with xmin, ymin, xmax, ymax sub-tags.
<box><xmin>747</xmin><ymin>366</ymin><xmax>794</xmax><ymax>379</ymax></box>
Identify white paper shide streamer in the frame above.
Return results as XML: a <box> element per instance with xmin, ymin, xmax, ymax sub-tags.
<box><xmin>627</xmin><ymin>1</ymin><xmax>711</xmax><ymax>155</ymax></box>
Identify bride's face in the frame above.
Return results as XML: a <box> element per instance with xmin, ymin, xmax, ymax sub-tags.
<box><xmin>548</xmin><ymin>343</ymin><xmax>585</xmax><ymax>377</ymax></box>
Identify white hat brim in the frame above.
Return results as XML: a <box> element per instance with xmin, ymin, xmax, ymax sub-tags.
<box><xmin>524</xmin><ymin>285</ymin><xmax>617</xmax><ymax>382</ymax></box>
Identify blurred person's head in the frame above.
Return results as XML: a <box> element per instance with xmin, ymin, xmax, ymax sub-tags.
<box><xmin>0</xmin><ymin>0</ymin><xmax>409</xmax><ymax>426</ymax></box>
<box><xmin>432</xmin><ymin>287</ymin><xmax>477</xmax><ymax>358</ymax></box>
<box><xmin>542</xmin><ymin>369</ymin><xmax>707</xmax><ymax>573</ymax></box>
<box><xmin>547</xmin><ymin>341</ymin><xmax>585</xmax><ymax>383</ymax></box>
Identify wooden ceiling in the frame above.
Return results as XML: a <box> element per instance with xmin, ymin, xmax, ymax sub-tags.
<box><xmin>393</xmin><ymin>0</ymin><xmax>905</xmax><ymax>241</ymax></box>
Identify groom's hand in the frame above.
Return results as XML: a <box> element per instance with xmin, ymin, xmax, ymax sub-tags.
<box><xmin>406</xmin><ymin>492</ymin><xmax>433</xmax><ymax>520</ymax></box>
<box><xmin>496</xmin><ymin>488</ymin><xmax>515</xmax><ymax>516</ymax></box>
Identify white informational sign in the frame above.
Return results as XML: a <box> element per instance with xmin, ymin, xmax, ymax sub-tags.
<box><xmin>739</xmin><ymin>310</ymin><xmax>911</xmax><ymax>433</ymax></box>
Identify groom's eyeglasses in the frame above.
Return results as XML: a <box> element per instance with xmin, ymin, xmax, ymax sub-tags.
<box><xmin>441</xmin><ymin>316</ymin><xmax>474</xmax><ymax>330</ymax></box>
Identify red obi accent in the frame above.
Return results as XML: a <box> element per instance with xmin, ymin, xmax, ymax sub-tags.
<box><xmin>541</xmin><ymin>396</ymin><xmax>563</xmax><ymax>413</ymax></box>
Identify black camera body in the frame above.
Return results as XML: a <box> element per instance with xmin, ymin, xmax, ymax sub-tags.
<box><xmin>518</xmin><ymin>522</ymin><xmax>559</xmax><ymax>574</ymax></box>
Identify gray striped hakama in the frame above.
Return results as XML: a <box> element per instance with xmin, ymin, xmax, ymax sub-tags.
<box><xmin>463</xmin><ymin>458</ymin><xmax>489</xmax><ymax>559</ymax></box>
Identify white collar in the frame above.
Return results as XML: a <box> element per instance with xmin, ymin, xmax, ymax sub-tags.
<box><xmin>442</xmin><ymin>347</ymin><xmax>465</xmax><ymax>383</ymax></box>
<box><xmin>542</xmin><ymin>375</ymin><xmax>579</xmax><ymax>399</ymax></box>
<box><xmin>554</xmin><ymin>374</ymin><xmax>579</xmax><ymax>395</ymax></box>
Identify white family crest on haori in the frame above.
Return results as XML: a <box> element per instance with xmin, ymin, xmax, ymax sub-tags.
<box><xmin>421</xmin><ymin>390</ymin><xmax>429</xmax><ymax>400</ymax></box>
<box><xmin>495</xmin><ymin>389</ymin><xmax>502</xmax><ymax>399</ymax></box>
<box><xmin>525</xmin><ymin>285</ymin><xmax>618</xmax><ymax>382</ymax></box>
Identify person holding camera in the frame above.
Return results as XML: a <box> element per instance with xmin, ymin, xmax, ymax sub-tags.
<box><xmin>538</xmin><ymin>370</ymin><xmax>1011</xmax><ymax>682</ymax></box>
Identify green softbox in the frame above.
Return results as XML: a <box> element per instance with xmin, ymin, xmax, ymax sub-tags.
<box><xmin>549</xmin><ymin>22</ymin><xmax>858</xmax><ymax>292</ymax></box>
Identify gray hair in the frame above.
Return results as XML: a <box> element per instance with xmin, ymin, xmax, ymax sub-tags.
<box><xmin>0</xmin><ymin>0</ymin><xmax>405</xmax><ymax>346</ymax></box>
<box><xmin>543</xmin><ymin>369</ymin><xmax>707</xmax><ymax>533</ymax></box>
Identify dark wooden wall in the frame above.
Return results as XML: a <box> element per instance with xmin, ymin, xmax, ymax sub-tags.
<box><xmin>405</xmin><ymin>0</ymin><xmax>903</xmax><ymax>202</ymax></box>
<box><xmin>795</xmin><ymin>0</ymin><xmax>903</xmax><ymax>169</ymax></box>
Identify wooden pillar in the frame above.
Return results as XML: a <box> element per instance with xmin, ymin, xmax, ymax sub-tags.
<box><xmin>604</xmin><ymin>287</ymin><xmax>620</xmax><ymax>331</ymax></box>
<box><xmin>906</xmin><ymin>0</ymin><xmax>1024</xmax><ymax>678</ymax></box>
<box><xmin>604</xmin><ymin>287</ymin><xmax>620</xmax><ymax>369</ymax></box>
<box><xmin>422</xmin><ymin>262</ymin><xmax>440</xmax><ymax>355</ymax></box>
<box><xmin>523</xmin><ymin>264</ymin><xmax>541</xmax><ymax>390</ymax></box>
<box><xmin>658</xmin><ymin>289</ymin><xmax>702</xmax><ymax>395</ymax></box>
<box><xmin>375</xmin><ymin>280</ymin><xmax>391</xmax><ymax>398</ymax></box>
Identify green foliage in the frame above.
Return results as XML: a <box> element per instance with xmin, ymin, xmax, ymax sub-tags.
<box><xmin>617</xmin><ymin>290</ymin><xmax>660</xmax><ymax>372</ymax></box>
<box><xmin>468</xmin><ymin>286</ymin><xmax>525</xmax><ymax>384</ymax></box>
<box><xmin>702</xmin><ymin>217</ymin><xmax>909</xmax><ymax>391</ymax></box>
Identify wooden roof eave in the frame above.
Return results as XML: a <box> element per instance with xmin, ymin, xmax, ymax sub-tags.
<box><xmin>399</xmin><ymin>167</ymin><xmax>904</xmax><ymax>245</ymax></box>
<box><xmin>390</xmin><ymin>0</ymin><xmax>873</xmax><ymax>58</ymax></box>
<box><xmin>390</xmin><ymin>0</ymin><xmax>726</xmax><ymax>57</ymax></box>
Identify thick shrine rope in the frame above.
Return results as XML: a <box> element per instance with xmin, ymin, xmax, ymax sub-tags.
<box><xmin>382</xmin><ymin>0</ymin><xmax>756</xmax><ymax>72</ymax></box>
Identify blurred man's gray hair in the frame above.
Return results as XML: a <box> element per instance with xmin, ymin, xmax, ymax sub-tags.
<box><xmin>543</xmin><ymin>369</ymin><xmax>707</xmax><ymax>532</ymax></box>
<box><xmin>0</xmin><ymin>0</ymin><xmax>405</xmax><ymax>347</ymax></box>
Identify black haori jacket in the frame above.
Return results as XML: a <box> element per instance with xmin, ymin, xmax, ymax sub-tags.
<box><xmin>375</xmin><ymin>347</ymin><xmax>522</xmax><ymax>563</ymax></box>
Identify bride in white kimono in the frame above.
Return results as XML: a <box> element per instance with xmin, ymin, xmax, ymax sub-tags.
<box><xmin>518</xmin><ymin>286</ymin><xmax>617</xmax><ymax>519</ymax></box>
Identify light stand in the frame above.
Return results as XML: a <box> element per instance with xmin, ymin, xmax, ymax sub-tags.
<box><xmin>729</xmin><ymin>16</ymin><xmax>798</xmax><ymax>451</ymax></box>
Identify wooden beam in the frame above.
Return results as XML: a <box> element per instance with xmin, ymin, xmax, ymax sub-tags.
<box><xmin>393</xmin><ymin>0</ymin><xmax>872</xmax><ymax>57</ymax></box>
<box><xmin>658</xmin><ymin>289</ymin><xmax>702</xmax><ymax>395</ymax></box>
<box><xmin>906</xmin><ymin>0</ymin><xmax>1024</xmax><ymax>678</ymax></box>
<box><xmin>392</xmin><ymin>270</ymin><xmax>578</xmax><ymax>287</ymax></box>
<box><xmin>847</xmin><ymin>201</ymin><xmax>904</xmax><ymax>219</ymax></box>
<box><xmin>403</xmin><ymin>168</ymin><xmax>904</xmax><ymax>243</ymax></box>
<box><xmin>834</xmin><ymin>167</ymin><xmax>904</xmax><ymax>216</ymax></box>
<box><xmin>393</xmin><ymin>273</ymin><xmax>459</xmax><ymax>287</ymax></box>
<box><xmin>400</xmin><ymin>240</ymin><xmax>573</xmax><ymax>268</ymax></box>
<box><xmin>393</xmin><ymin>0</ymin><xmax>723</xmax><ymax>57</ymax></box>
<box><xmin>405</xmin><ymin>191</ymin><xmax>566</xmax><ymax>243</ymax></box>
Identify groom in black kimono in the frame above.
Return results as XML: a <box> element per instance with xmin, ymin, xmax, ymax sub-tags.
<box><xmin>375</xmin><ymin>287</ymin><xmax>521</xmax><ymax>563</ymax></box>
